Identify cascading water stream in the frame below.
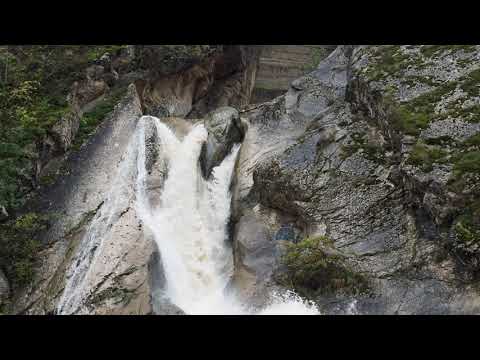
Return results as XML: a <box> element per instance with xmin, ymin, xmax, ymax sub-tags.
<box><xmin>57</xmin><ymin>115</ymin><xmax>318</xmax><ymax>315</ymax></box>
<box><xmin>135</xmin><ymin>116</ymin><xmax>319</xmax><ymax>315</ymax></box>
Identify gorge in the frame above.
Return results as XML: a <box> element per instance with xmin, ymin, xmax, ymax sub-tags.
<box><xmin>1</xmin><ymin>45</ymin><xmax>480</xmax><ymax>315</ymax></box>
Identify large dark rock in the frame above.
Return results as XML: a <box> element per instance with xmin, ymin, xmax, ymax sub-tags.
<box><xmin>200</xmin><ymin>107</ymin><xmax>248</xmax><ymax>178</ymax></box>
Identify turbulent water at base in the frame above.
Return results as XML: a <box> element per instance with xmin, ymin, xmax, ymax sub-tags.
<box><xmin>57</xmin><ymin>115</ymin><xmax>319</xmax><ymax>315</ymax></box>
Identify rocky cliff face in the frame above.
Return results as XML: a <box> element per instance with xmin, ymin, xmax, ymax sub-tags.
<box><xmin>137</xmin><ymin>45</ymin><xmax>261</xmax><ymax>118</ymax></box>
<box><xmin>3</xmin><ymin>45</ymin><xmax>480</xmax><ymax>315</ymax></box>
<box><xmin>232</xmin><ymin>45</ymin><xmax>480</xmax><ymax>314</ymax></box>
<box><xmin>4</xmin><ymin>45</ymin><xmax>260</xmax><ymax>314</ymax></box>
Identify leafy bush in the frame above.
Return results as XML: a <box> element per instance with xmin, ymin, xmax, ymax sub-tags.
<box><xmin>279</xmin><ymin>236</ymin><xmax>369</xmax><ymax>297</ymax></box>
<box><xmin>390</xmin><ymin>105</ymin><xmax>430</xmax><ymax>136</ymax></box>
<box><xmin>453</xmin><ymin>151</ymin><xmax>480</xmax><ymax>177</ymax></box>
<box><xmin>0</xmin><ymin>213</ymin><xmax>50</xmax><ymax>288</ymax></box>
<box><xmin>407</xmin><ymin>142</ymin><xmax>448</xmax><ymax>172</ymax></box>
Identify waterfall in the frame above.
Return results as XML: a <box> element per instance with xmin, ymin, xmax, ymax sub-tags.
<box><xmin>58</xmin><ymin>115</ymin><xmax>318</xmax><ymax>315</ymax></box>
<box><xmin>135</xmin><ymin>116</ymin><xmax>318</xmax><ymax>315</ymax></box>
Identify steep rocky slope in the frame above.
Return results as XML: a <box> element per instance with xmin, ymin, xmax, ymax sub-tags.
<box><xmin>233</xmin><ymin>45</ymin><xmax>480</xmax><ymax>314</ymax></box>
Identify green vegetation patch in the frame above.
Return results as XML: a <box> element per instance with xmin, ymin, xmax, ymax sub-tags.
<box><xmin>402</xmin><ymin>74</ymin><xmax>441</xmax><ymax>88</ymax></box>
<box><xmin>86</xmin><ymin>46</ymin><xmax>127</xmax><ymax>62</ymax></box>
<box><xmin>0</xmin><ymin>46</ymin><xmax>125</xmax><ymax>214</ymax></box>
<box><xmin>387</xmin><ymin>80</ymin><xmax>461</xmax><ymax>136</ymax></box>
<box><xmin>452</xmin><ymin>150</ymin><xmax>480</xmax><ymax>177</ymax></box>
<box><xmin>364</xmin><ymin>46</ymin><xmax>411</xmax><ymax>82</ymax></box>
<box><xmin>390</xmin><ymin>105</ymin><xmax>430</xmax><ymax>136</ymax></box>
<box><xmin>464</xmin><ymin>133</ymin><xmax>480</xmax><ymax>147</ymax></box>
<box><xmin>420</xmin><ymin>45</ymin><xmax>477</xmax><ymax>59</ymax></box>
<box><xmin>407</xmin><ymin>142</ymin><xmax>448</xmax><ymax>172</ymax></box>
<box><xmin>72</xmin><ymin>86</ymin><xmax>127</xmax><ymax>151</ymax></box>
<box><xmin>454</xmin><ymin>202</ymin><xmax>480</xmax><ymax>251</ymax></box>
<box><xmin>279</xmin><ymin>236</ymin><xmax>369</xmax><ymax>297</ymax></box>
<box><xmin>340</xmin><ymin>131</ymin><xmax>387</xmax><ymax>164</ymax></box>
<box><xmin>303</xmin><ymin>47</ymin><xmax>332</xmax><ymax>72</ymax></box>
<box><xmin>0</xmin><ymin>212</ymin><xmax>51</xmax><ymax>288</ymax></box>
<box><xmin>459</xmin><ymin>68</ymin><xmax>480</xmax><ymax>97</ymax></box>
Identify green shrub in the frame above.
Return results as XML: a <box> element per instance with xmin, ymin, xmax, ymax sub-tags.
<box><xmin>0</xmin><ymin>212</ymin><xmax>50</xmax><ymax>288</ymax></box>
<box><xmin>407</xmin><ymin>142</ymin><xmax>448</xmax><ymax>172</ymax></box>
<box><xmin>453</xmin><ymin>151</ymin><xmax>480</xmax><ymax>177</ymax></box>
<box><xmin>280</xmin><ymin>236</ymin><xmax>369</xmax><ymax>297</ymax></box>
<box><xmin>464</xmin><ymin>133</ymin><xmax>480</xmax><ymax>147</ymax></box>
<box><xmin>455</xmin><ymin>221</ymin><xmax>480</xmax><ymax>246</ymax></box>
<box><xmin>460</xmin><ymin>68</ymin><xmax>480</xmax><ymax>97</ymax></box>
<box><xmin>454</xmin><ymin>203</ymin><xmax>480</xmax><ymax>252</ymax></box>
<box><xmin>390</xmin><ymin>105</ymin><xmax>430</xmax><ymax>136</ymax></box>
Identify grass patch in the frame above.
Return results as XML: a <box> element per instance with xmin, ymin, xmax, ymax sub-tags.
<box><xmin>402</xmin><ymin>74</ymin><xmax>441</xmax><ymax>88</ymax></box>
<box><xmin>424</xmin><ymin>135</ymin><xmax>454</xmax><ymax>146</ymax></box>
<box><xmin>386</xmin><ymin>80</ymin><xmax>461</xmax><ymax>136</ymax></box>
<box><xmin>86</xmin><ymin>46</ymin><xmax>127</xmax><ymax>62</ymax></box>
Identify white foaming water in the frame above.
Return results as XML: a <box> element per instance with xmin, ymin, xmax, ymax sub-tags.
<box><xmin>257</xmin><ymin>291</ymin><xmax>319</xmax><ymax>315</ymax></box>
<box><xmin>136</xmin><ymin>116</ymin><xmax>319</xmax><ymax>315</ymax></box>
<box><xmin>346</xmin><ymin>299</ymin><xmax>359</xmax><ymax>315</ymax></box>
